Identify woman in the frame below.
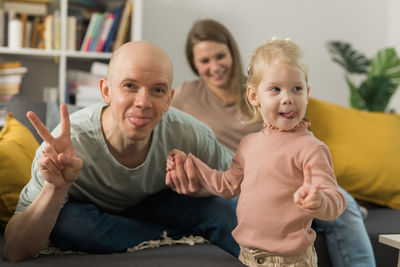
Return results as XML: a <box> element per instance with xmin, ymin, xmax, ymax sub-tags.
<box><xmin>171</xmin><ymin>19</ymin><xmax>375</xmax><ymax>267</ymax></box>
<box><xmin>172</xmin><ymin>19</ymin><xmax>261</xmax><ymax>152</ymax></box>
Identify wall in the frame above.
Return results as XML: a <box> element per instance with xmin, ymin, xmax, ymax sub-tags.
<box><xmin>143</xmin><ymin>0</ymin><xmax>400</xmax><ymax>111</ymax></box>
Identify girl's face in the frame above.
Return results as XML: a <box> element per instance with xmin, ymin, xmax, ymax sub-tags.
<box><xmin>247</xmin><ymin>61</ymin><xmax>309</xmax><ymax>131</ymax></box>
<box><xmin>192</xmin><ymin>41</ymin><xmax>233</xmax><ymax>90</ymax></box>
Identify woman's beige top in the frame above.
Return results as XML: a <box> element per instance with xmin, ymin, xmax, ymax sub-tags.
<box><xmin>172</xmin><ymin>79</ymin><xmax>262</xmax><ymax>152</ymax></box>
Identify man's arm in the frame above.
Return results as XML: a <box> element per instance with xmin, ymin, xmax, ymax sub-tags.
<box><xmin>3</xmin><ymin>183</ymin><xmax>69</xmax><ymax>262</ymax></box>
<box><xmin>3</xmin><ymin>104</ymin><xmax>83</xmax><ymax>262</ymax></box>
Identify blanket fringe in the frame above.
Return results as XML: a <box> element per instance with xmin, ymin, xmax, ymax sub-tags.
<box><xmin>39</xmin><ymin>231</ymin><xmax>209</xmax><ymax>255</ymax></box>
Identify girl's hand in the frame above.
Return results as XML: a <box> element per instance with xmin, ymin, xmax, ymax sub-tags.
<box><xmin>293</xmin><ymin>165</ymin><xmax>323</xmax><ymax>211</ymax></box>
<box><xmin>165</xmin><ymin>150</ymin><xmax>201</xmax><ymax>195</ymax></box>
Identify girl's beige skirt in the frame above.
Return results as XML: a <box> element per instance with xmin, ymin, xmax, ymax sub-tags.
<box><xmin>239</xmin><ymin>245</ymin><xmax>317</xmax><ymax>267</ymax></box>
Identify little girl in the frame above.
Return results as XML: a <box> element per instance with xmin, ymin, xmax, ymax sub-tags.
<box><xmin>167</xmin><ymin>38</ymin><xmax>346</xmax><ymax>267</ymax></box>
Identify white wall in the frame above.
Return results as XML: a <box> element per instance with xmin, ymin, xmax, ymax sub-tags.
<box><xmin>143</xmin><ymin>0</ymin><xmax>400</xmax><ymax>111</ymax></box>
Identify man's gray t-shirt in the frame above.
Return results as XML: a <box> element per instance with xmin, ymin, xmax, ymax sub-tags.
<box><xmin>16</xmin><ymin>103</ymin><xmax>233</xmax><ymax>214</ymax></box>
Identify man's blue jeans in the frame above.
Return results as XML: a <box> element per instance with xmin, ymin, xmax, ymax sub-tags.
<box><xmin>50</xmin><ymin>189</ymin><xmax>239</xmax><ymax>256</ymax></box>
<box><xmin>51</xmin><ymin>187</ymin><xmax>375</xmax><ymax>266</ymax></box>
<box><xmin>313</xmin><ymin>187</ymin><xmax>376</xmax><ymax>267</ymax></box>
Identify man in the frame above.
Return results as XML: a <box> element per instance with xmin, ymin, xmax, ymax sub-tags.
<box><xmin>3</xmin><ymin>41</ymin><xmax>237</xmax><ymax>262</ymax></box>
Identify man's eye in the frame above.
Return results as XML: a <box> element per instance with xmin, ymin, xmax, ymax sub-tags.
<box><xmin>124</xmin><ymin>83</ymin><xmax>134</xmax><ymax>89</ymax></box>
<box><xmin>153</xmin><ymin>88</ymin><xmax>166</xmax><ymax>95</ymax></box>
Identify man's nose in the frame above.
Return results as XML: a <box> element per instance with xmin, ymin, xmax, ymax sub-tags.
<box><xmin>135</xmin><ymin>89</ymin><xmax>152</xmax><ymax>108</ymax></box>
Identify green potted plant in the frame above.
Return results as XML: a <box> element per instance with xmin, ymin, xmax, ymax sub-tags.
<box><xmin>327</xmin><ymin>41</ymin><xmax>400</xmax><ymax>112</ymax></box>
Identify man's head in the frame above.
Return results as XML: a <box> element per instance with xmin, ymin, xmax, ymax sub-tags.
<box><xmin>100</xmin><ymin>41</ymin><xmax>175</xmax><ymax>144</ymax></box>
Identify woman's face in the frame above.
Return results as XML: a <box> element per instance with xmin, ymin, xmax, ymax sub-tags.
<box><xmin>192</xmin><ymin>41</ymin><xmax>233</xmax><ymax>90</ymax></box>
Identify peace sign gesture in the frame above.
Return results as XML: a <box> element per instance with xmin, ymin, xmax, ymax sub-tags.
<box><xmin>27</xmin><ymin>104</ymin><xmax>83</xmax><ymax>189</ymax></box>
<box><xmin>293</xmin><ymin>165</ymin><xmax>323</xmax><ymax>212</ymax></box>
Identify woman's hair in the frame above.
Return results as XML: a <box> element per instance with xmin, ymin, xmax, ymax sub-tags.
<box><xmin>185</xmin><ymin>19</ymin><xmax>246</xmax><ymax>100</ymax></box>
<box><xmin>242</xmin><ymin>38</ymin><xmax>309</xmax><ymax>122</ymax></box>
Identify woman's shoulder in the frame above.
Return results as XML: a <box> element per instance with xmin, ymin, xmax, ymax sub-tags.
<box><xmin>178</xmin><ymin>79</ymin><xmax>205</xmax><ymax>93</ymax></box>
<box><xmin>172</xmin><ymin>79</ymin><xmax>205</xmax><ymax>108</ymax></box>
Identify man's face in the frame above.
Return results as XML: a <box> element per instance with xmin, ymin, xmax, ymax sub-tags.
<box><xmin>103</xmin><ymin>44</ymin><xmax>174</xmax><ymax>143</ymax></box>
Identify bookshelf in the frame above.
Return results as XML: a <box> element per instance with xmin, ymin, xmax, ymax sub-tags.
<box><xmin>0</xmin><ymin>0</ymin><xmax>143</xmax><ymax>104</ymax></box>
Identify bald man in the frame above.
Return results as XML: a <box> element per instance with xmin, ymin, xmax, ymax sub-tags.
<box><xmin>3</xmin><ymin>41</ymin><xmax>237</xmax><ymax>262</ymax></box>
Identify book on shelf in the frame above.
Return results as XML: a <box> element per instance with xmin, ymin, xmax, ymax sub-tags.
<box><xmin>113</xmin><ymin>0</ymin><xmax>133</xmax><ymax>51</ymax></box>
<box><xmin>0</xmin><ymin>61</ymin><xmax>22</xmax><ymax>69</ymax></box>
<box><xmin>0</xmin><ymin>67</ymin><xmax>28</xmax><ymax>75</ymax></box>
<box><xmin>89</xmin><ymin>12</ymin><xmax>107</xmax><ymax>52</ymax></box>
<box><xmin>67</xmin><ymin>16</ymin><xmax>77</xmax><ymax>51</ymax></box>
<box><xmin>103</xmin><ymin>5</ymin><xmax>122</xmax><ymax>52</ymax></box>
<box><xmin>0</xmin><ymin>9</ymin><xmax>5</xmax><ymax>47</ymax></box>
<box><xmin>94</xmin><ymin>12</ymin><xmax>114</xmax><ymax>52</ymax></box>
<box><xmin>24</xmin><ymin>16</ymin><xmax>33</xmax><ymax>47</ymax></box>
<box><xmin>3</xmin><ymin>1</ymin><xmax>48</xmax><ymax>16</ymax></box>
<box><xmin>75</xmin><ymin>84</ymin><xmax>103</xmax><ymax>107</ymax></box>
<box><xmin>44</xmin><ymin>14</ymin><xmax>52</xmax><ymax>50</ymax></box>
<box><xmin>80</xmin><ymin>12</ymin><xmax>101</xmax><ymax>51</ymax></box>
<box><xmin>5</xmin><ymin>0</ymin><xmax>50</xmax><ymax>3</ymax></box>
<box><xmin>2</xmin><ymin>11</ymin><xmax>9</xmax><ymax>47</ymax></box>
<box><xmin>90</xmin><ymin>61</ymin><xmax>108</xmax><ymax>77</ymax></box>
<box><xmin>8</xmin><ymin>18</ymin><xmax>22</xmax><ymax>48</ymax></box>
<box><xmin>52</xmin><ymin>10</ymin><xmax>60</xmax><ymax>50</ymax></box>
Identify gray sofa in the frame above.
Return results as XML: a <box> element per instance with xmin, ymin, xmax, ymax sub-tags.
<box><xmin>1</xmin><ymin>95</ymin><xmax>400</xmax><ymax>266</ymax></box>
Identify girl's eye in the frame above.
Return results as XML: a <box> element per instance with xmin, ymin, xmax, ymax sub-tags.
<box><xmin>293</xmin><ymin>86</ymin><xmax>302</xmax><ymax>92</ymax></box>
<box><xmin>271</xmin><ymin>87</ymin><xmax>280</xmax><ymax>92</ymax></box>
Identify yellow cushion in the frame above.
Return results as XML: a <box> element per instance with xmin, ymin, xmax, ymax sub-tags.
<box><xmin>306</xmin><ymin>98</ymin><xmax>400</xmax><ymax>209</ymax></box>
<box><xmin>0</xmin><ymin>113</ymin><xmax>39</xmax><ymax>226</ymax></box>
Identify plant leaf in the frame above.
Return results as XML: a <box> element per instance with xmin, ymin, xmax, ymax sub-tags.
<box><xmin>359</xmin><ymin>76</ymin><xmax>395</xmax><ymax>112</ymax></box>
<box><xmin>368</xmin><ymin>48</ymin><xmax>400</xmax><ymax>88</ymax></box>
<box><xmin>327</xmin><ymin>41</ymin><xmax>369</xmax><ymax>74</ymax></box>
<box><xmin>345</xmin><ymin>76</ymin><xmax>365</xmax><ymax>110</ymax></box>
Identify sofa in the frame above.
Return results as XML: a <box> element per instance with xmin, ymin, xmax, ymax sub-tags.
<box><xmin>1</xmin><ymin>95</ymin><xmax>400</xmax><ymax>266</ymax></box>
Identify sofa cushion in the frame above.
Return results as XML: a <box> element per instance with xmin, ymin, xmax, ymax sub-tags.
<box><xmin>0</xmin><ymin>113</ymin><xmax>39</xmax><ymax>226</ymax></box>
<box><xmin>306</xmin><ymin>98</ymin><xmax>400</xmax><ymax>209</ymax></box>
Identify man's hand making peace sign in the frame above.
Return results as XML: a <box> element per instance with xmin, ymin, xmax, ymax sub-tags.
<box><xmin>27</xmin><ymin>104</ymin><xmax>83</xmax><ymax>189</ymax></box>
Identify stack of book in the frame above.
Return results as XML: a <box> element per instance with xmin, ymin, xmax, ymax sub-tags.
<box><xmin>67</xmin><ymin>61</ymin><xmax>108</xmax><ymax>106</ymax></box>
<box><xmin>0</xmin><ymin>61</ymin><xmax>27</xmax><ymax>103</ymax></box>
<box><xmin>0</xmin><ymin>61</ymin><xmax>27</xmax><ymax>126</ymax></box>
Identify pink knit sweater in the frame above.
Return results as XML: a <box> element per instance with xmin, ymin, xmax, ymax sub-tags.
<box><xmin>188</xmin><ymin>124</ymin><xmax>346</xmax><ymax>255</ymax></box>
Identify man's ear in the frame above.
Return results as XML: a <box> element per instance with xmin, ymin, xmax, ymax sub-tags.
<box><xmin>100</xmin><ymin>78</ymin><xmax>111</xmax><ymax>104</ymax></box>
<box><xmin>164</xmin><ymin>88</ymin><xmax>175</xmax><ymax>112</ymax></box>
<box><xmin>246</xmin><ymin>86</ymin><xmax>259</xmax><ymax>107</ymax></box>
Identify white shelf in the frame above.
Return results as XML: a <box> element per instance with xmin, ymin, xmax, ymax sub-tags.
<box><xmin>0</xmin><ymin>47</ymin><xmax>61</xmax><ymax>57</ymax></box>
<box><xmin>65</xmin><ymin>51</ymin><xmax>112</xmax><ymax>59</ymax></box>
<box><xmin>0</xmin><ymin>0</ymin><xmax>143</xmax><ymax>104</ymax></box>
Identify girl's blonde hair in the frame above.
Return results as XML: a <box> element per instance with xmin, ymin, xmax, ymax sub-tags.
<box><xmin>239</xmin><ymin>38</ymin><xmax>309</xmax><ymax>122</ymax></box>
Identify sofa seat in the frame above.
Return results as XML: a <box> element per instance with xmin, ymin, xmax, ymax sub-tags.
<box><xmin>1</xmin><ymin>96</ymin><xmax>400</xmax><ymax>266</ymax></box>
<box><xmin>0</xmin><ymin>232</ymin><xmax>244</xmax><ymax>266</ymax></box>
